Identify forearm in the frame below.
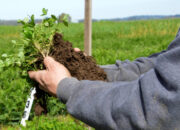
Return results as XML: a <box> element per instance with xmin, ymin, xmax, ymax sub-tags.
<box><xmin>57</xmin><ymin>39</ymin><xmax>180</xmax><ymax>129</ymax></box>
<box><xmin>57</xmin><ymin>72</ymin><xmax>180</xmax><ymax>130</ymax></box>
<box><xmin>100</xmin><ymin>57</ymin><xmax>156</xmax><ymax>82</ymax></box>
<box><xmin>100</xmin><ymin>27</ymin><xmax>180</xmax><ymax>82</ymax></box>
<box><xmin>57</xmin><ymin>77</ymin><xmax>132</xmax><ymax>130</ymax></box>
<box><xmin>56</xmin><ymin>28</ymin><xmax>180</xmax><ymax>129</ymax></box>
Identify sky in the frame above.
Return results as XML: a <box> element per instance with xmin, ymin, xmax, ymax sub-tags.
<box><xmin>0</xmin><ymin>0</ymin><xmax>179</xmax><ymax>22</ymax></box>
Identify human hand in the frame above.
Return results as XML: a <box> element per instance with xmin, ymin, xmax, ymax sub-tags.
<box><xmin>74</xmin><ymin>48</ymin><xmax>87</xmax><ymax>56</ymax></box>
<box><xmin>28</xmin><ymin>56</ymin><xmax>71</xmax><ymax>97</ymax></box>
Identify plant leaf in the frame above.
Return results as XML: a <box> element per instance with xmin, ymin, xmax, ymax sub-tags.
<box><xmin>17</xmin><ymin>20</ymin><xmax>25</xmax><ymax>25</ymax></box>
<box><xmin>51</xmin><ymin>15</ymin><xmax>57</xmax><ymax>21</ymax></box>
<box><xmin>30</xmin><ymin>14</ymin><xmax>35</xmax><ymax>26</ymax></box>
<box><xmin>62</xmin><ymin>14</ymin><xmax>69</xmax><ymax>27</ymax></box>
<box><xmin>41</xmin><ymin>8</ymin><xmax>48</xmax><ymax>16</ymax></box>
<box><xmin>2</xmin><ymin>53</ymin><xmax>8</xmax><ymax>58</ymax></box>
<box><xmin>11</xmin><ymin>40</ymin><xmax>16</xmax><ymax>44</ymax></box>
<box><xmin>24</xmin><ymin>17</ymin><xmax>29</xmax><ymax>23</ymax></box>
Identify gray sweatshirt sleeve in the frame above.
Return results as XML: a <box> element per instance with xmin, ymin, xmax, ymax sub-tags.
<box><xmin>100</xmin><ymin>28</ymin><xmax>180</xmax><ymax>82</ymax></box>
<box><xmin>56</xmin><ymin>29</ymin><xmax>180</xmax><ymax>130</ymax></box>
<box><xmin>100</xmin><ymin>57</ymin><xmax>157</xmax><ymax>82</ymax></box>
<box><xmin>57</xmin><ymin>46</ymin><xmax>180</xmax><ymax>130</ymax></box>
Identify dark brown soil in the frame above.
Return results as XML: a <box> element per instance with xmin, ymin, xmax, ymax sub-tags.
<box><xmin>49</xmin><ymin>33</ymin><xmax>107</xmax><ymax>81</ymax></box>
<box><xmin>34</xmin><ymin>103</ymin><xmax>46</xmax><ymax>116</ymax></box>
<box><xmin>34</xmin><ymin>86</ymin><xmax>47</xmax><ymax>115</ymax></box>
<box><xmin>34</xmin><ymin>33</ymin><xmax>107</xmax><ymax>115</ymax></box>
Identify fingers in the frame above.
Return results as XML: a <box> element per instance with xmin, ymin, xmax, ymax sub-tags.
<box><xmin>74</xmin><ymin>48</ymin><xmax>81</xmax><ymax>52</ymax></box>
<box><xmin>28</xmin><ymin>70</ymin><xmax>46</xmax><ymax>86</ymax></box>
<box><xmin>83</xmin><ymin>52</ymin><xmax>87</xmax><ymax>56</ymax></box>
<box><xmin>38</xmin><ymin>84</ymin><xmax>48</xmax><ymax>93</ymax></box>
<box><xmin>44</xmin><ymin>56</ymin><xmax>57</xmax><ymax>71</ymax></box>
<box><xmin>28</xmin><ymin>71</ymin><xmax>38</xmax><ymax>80</ymax></box>
<box><xmin>74</xmin><ymin>48</ymin><xmax>87</xmax><ymax>56</ymax></box>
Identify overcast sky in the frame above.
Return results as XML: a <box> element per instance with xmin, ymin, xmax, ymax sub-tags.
<box><xmin>0</xmin><ymin>0</ymin><xmax>179</xmax><ymax>21</ymax></box>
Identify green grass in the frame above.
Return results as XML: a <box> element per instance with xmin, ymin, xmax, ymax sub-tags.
<box><xmin>60</xmin><ymin>18</ymin><xmax>180</xmax><ymax>64</ymax></box>
<box><xmin>0</xmin><ymin>26</ymin><xmax>21</xmax><ymax>54</ymax></box>
<box><xmin>1</xmin><ymin>19</ymin><xmax>180</xmax><ymax>63</ymax></box>
<box><xmin>0</xmin><ymin>18</ymin><xmax>180</xmax><ymax>129</ymax></box>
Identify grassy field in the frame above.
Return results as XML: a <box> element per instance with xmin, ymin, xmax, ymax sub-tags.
<box><xmin>1</xmin><ymin>19</ymin><xmax>180</xmax><ymax>63</ymax></box>
<box><xmin>0</xmin><ymin>18</ymin><xmax>180</xmax><ymax>129</ymax></box>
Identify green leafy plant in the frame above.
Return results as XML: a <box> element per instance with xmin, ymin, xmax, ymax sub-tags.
<box><xmin>0</xmin><ymin>8</ymin><xmax>69</xmax><ymax>73</ymax></box>
<box><xmin>0</xmin><ymin>8</ymin><xmax>69</xmax><ymax>125</ymax></box>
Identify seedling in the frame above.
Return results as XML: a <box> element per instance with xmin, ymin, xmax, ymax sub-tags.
<box><xmin>0</xmin><ymin>8</ymin><xmax>69</xmax><ymax>73</ymax></box>
<box><xmin>0</xmin><ymin>8</ymin><xmax>69</xmax><ymax>126</ymax></box>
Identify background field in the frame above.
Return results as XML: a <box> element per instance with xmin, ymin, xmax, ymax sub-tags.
<box><xmin>0</xmin><ymin>18</ymin><xmax>180</xmax><ymax>129</ymax></box>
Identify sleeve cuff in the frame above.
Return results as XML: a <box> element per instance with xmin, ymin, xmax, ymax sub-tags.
<box><xmin>57</xmin><ymin>77</ymin><xmax>79</xmax><ymax>103</ymax></box>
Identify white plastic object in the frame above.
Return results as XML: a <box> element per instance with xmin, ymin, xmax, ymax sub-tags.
<box><xmin>20</xmin><ymin>87</ymin><xmax>36</xmax><ymax>126</ymax></box>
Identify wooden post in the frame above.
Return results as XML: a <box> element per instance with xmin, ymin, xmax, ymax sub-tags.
<box><xmin>84</xmin><ymin>2</ymin><xmax>92</xmax><ymax>129</ymax></box>
<box><xmin>84</xmin><ymin>0</ymin><xmax>92</xmax><ymax>56</ymax></box>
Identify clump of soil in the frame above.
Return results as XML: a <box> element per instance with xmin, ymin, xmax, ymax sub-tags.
<box><xmin>34</xmin><ymin>33</ymin><xmax>107</xmax><ymax>115</ymax></box>
<box><xmin>49</xmin><ymin>33</ymin><xmax>107</xmax><ymax>81</ymax></box>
